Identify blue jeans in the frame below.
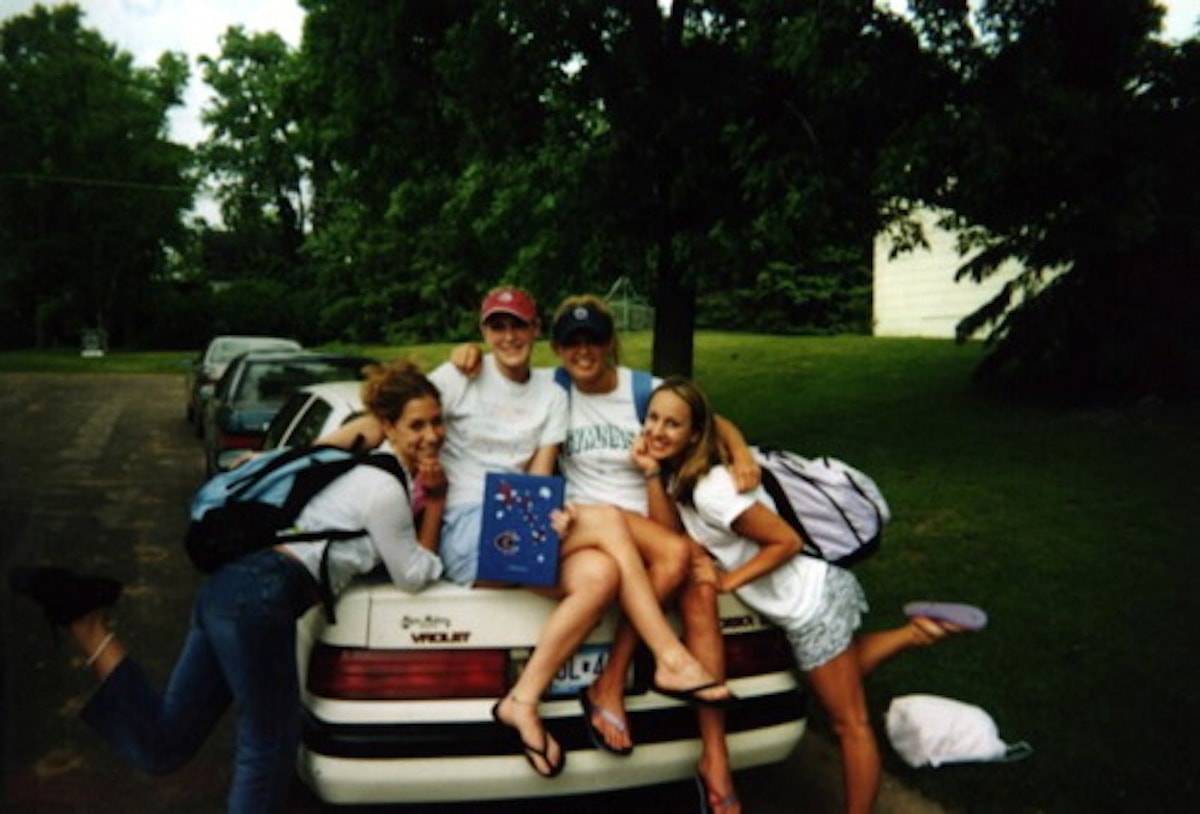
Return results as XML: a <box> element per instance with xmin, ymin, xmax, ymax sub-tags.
<box><xmin>80</xmin><ymin>549</ymin><xmax>318</xmax><ymax>813</ymax></box>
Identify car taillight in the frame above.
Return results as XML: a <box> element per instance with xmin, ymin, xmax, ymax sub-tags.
<box><xmin>308</xmin><ymin>644</ymin><xmax>509</xmax><ymax>700</ymax></box>
<box><xmin>724</xmin><ymin>628</ymin><xmax>795</xmax><ymax>679</ymax></box>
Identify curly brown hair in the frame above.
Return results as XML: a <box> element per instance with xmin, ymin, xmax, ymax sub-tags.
<box><xmin>360</xmin><ymin>359</ymin><xmax>440</xmax><ymax>423</ymax></box>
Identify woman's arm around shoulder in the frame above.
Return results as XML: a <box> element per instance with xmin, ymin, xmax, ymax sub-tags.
<box><xmin>712</xmin><ymin>414</ymin><xmax>760</xmax><ymax>492</ymax></box>
<box><xmin>316</xmin><ymin>414</ymin><xmax>384</xmax><ymax>450</ymax></box>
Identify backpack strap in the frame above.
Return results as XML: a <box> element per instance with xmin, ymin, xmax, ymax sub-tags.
<box><xmin>553</xmin><ymin>366</ymin><xmax>571</xmax><ymax>395</ymax></box>
<box><xmin>555</xmin><ymin>365</ymin><xmax>654</xmax><ymax>425</ymax></box>
<box><xmin>759</xmin><ymin>467</ymin><xmax>826</xmax><ymax>561</ymax></box>
<box><xmin>284</xmin><ymin>451</ymin><xmax>411</xmax><ymax>625</ymax></box>
<box><xmin>631</xmin><ymin>369</ymin><xmax>653</xmax><ymax>424</ymax></box>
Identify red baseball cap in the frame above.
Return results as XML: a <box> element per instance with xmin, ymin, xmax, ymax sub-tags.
<box><xmin>479</xmin><ymin>287</ymin><xmax>537</xmax><ymax>324</ymax></box>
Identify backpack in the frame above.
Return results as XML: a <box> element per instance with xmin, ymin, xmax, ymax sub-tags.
<box><xmin>185</xmin><ymin>446</ymin><xmax>409</xmax><ymax>622</ymax></box>
<box><xmin>754</xmin><ymin>447</ymin><xmax>890</xmax><ymax>567</ymax></box>
<box><xmin>553</xmin><ymin>366</ymin><xmax>654</xmax><ymax>424</ymax></box>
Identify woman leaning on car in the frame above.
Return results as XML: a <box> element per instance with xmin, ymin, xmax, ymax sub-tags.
<box><xmin>9</xmin><ymin>360</ymin><xmax>448</xmax><ymax>814</ymax></box>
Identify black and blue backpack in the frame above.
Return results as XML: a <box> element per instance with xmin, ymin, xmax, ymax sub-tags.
<box><xmin>185</xmin><ymin>446</ymin><xmax>408</xmax><ymax>621</ymax></box>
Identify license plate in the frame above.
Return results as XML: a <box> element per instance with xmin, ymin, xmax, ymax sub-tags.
<box><xmin>548</xmin><ymin>644</ymin><xmax>613</xmax><ymax>698</ymax></box>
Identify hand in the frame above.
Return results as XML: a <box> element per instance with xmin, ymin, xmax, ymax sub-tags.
<box><xmin>550</xmin><ymin>503</ymin><xmax>577</xmax><ymax>538</ymax></box>
<box><xmin>729</xmin><ymin>453</ymin><xmax>761</xmax><ymax>492</ymax></box>
<box><xmin>416</xmin><ymin>457</ymin><xmax>447</xmax><ymax>498</ymax></box>
<box><xmin>630</xmin><ymin>435</ymin><xmax>660</xmax><ymax>478</ymax></box>
<box><xmin>716</xmin><ymin>570</ymin><xmax>736</xmax><ymax>593</ymax></box>
<box><xmin>449</xmin><ymin>343</ymin><xmax>483</xmax><ymax>377</ymax></box>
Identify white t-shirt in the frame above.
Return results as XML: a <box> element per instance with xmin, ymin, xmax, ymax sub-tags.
<box><xmin>282</xmin><ymin>463</ymin><xmax>443</xmax><ymax>596</ymax></box>
<box><xmin>560</xmin><ymin>366</ymin><xmax>661</xmax><ymax>515</ymax></box>
<box><xmin>429</xmin><ymin>356</ymin><xmax>569</xmax><ymax>508</ymax></box>
<box><xmin>678</xmin><ymin>465</ymin><xmax>828</xmax><ymax>630</ymax></box>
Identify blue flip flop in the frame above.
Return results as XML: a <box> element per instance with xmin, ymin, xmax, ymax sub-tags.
<box><xmin>903</xmin><ymin>601</ymin><xmax>988</xmax><ymax>631</ymax></box>
<box><xmin>579</xmin><ymin>688</ymin><xmax>634</xmax><ymax>756</ymax></box>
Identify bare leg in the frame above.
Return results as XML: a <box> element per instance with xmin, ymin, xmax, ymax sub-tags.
<box><xmin>493</xmin><ymin>549</ymin><xmax>620</xmax><ymax>775</ymax></box>
<box><xmin>584</xmin><ymin>512</ymin><xmax>691</xmax><ymax>751</ymax></box>
<box><xmin>854</xmin><ymin>617</ymin><xmax>959</xmax><ymax>677</ymax></box>
<box><xmin>68</xmin><ymin>610</ymin><xmax>127</xmax><ymax>681</ymax></box>
<box><xmin>680</xmin><ymin>548</ymin><xmax>740</xmax><ymax>814</ymax></box>
<box><xmin>562</xmin><ymin>505</ymin><xmax>728</xmax><ymax>701</ymax></box>
<box><xmin>807</xmin><ymin>648</ymin><xmax>879</xmax><ymax>814</ymax></box>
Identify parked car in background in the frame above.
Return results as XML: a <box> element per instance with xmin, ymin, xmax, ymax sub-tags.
<box><xmin>186</xmin><ymin>335</ymin><xmax>301</xmax><ymax>435</ymax></box>
<box><xmin>266</xmin><ymin>381</ymin><xmax>808</xmax><ymax>805</ymax></box>
<box><xmin>202</xmin><ymin>352</ymin><xmax>374</xmax><ymax>475</ymax></box>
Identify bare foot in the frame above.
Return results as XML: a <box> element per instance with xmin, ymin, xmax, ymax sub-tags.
<box><xmin>493</xmin><ymin>695</ymin><xmax>563</xmax><ymax>778</ymax></box>
<box><xmin>910</xmin><ymin>616</ymin><xmax>963</xmax><ymax>646</ymax></box>
<box><xmin>583</xmin><ymin>677</ymin><xmax>633</xmax><ymax>753</ymax></box>
<box><xmin>654</xmin><ymin>646</ymin><xmax>732</xmax><ymax>704</ymax></box>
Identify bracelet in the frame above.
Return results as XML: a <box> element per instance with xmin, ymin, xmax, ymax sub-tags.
<box><xmin>643</xmin><ymin>468</ymin><xmax>661</xmax><ymax>480</ymax></box>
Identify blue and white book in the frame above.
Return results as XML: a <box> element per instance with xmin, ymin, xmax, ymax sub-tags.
<box><xmin>476</xmin><ymin>472</ymin><xmax>564</xmax><ymax>586</ymax></box>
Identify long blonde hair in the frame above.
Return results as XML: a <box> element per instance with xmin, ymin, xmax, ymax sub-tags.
<box><xmin>550</xmin><ymin>293</ymin><xmax>621</xmax><ymax>366</ymax></box>
<box><xmin>655</xmin><ymin>376</ymin><xmax>725</xmax><ymax>507</ymax></box>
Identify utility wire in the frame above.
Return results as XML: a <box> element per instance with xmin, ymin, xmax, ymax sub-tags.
<box><xmin>0</xmin><ymin>171</ymin><xmax>196</xmax><ymax>195</ymax></box>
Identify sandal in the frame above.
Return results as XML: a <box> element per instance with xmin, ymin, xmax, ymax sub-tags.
<box><xmin>903</xmin><ymin>601</ymin><xmax>988</xmax><ymax>632</ymax></box>
<box><xmin>579</xmin><ymin>687</ymin><xmax>634</xmax><ymax>755</ymax></box>
<box><xmin>9</xmin><ymin>566</ymin><xmax>123</xmax><ymax>627</ymax></box>
<box><xmin>490</xmin><ymin>698</ymin><xmax>565</xmax><ymax>778</ymax></box>
<box><xmin>695</xmin><ymin>771</ymin><xmax>739</xmax><ymax>814</ymax></box>
<box><xmin>652</xmin><ymin>680</ymin><xmax>737</xmax><ymax>709</ymax></box>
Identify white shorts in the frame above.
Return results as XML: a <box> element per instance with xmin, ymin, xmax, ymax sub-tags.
<box><xmin>439</xmin><ymin>503</ymin><xmax>484</xmax><ymax>585</ymax></box>
<box><xmin>784</xmin><ymin>566</ymin><xmax>869</xmax><ymax>670</ymax></box>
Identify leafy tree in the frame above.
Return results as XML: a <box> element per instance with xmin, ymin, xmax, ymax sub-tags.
<box><xmin>198</xmin><ymin>26</ymin><xmax>306</xmax><ymax>278</ymax></box>
<box><xmin>0</xmin><ymin>3</ymin><xmax>193</xmax><ymax>347</ymax></box>
<box><xmin>888</xmin><ymin>0</ymin><xmax>1199</xmax><ymax>399</ymax></box>
<box><xmin>284</xmin><ymin>1</ymin><xmax>935</xmax><ymax>364</ymax></box>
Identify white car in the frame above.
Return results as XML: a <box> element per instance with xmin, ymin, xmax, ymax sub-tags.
<box><xmin>265</xmin><ymin>381</ymin><xmax>807</xmax><ymax>805</ymax></box>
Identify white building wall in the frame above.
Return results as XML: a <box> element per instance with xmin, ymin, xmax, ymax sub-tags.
<box><xmin>873</xmin><ymin>208</ymin><xmax>1026</xmax><ymax>339</ymax></box>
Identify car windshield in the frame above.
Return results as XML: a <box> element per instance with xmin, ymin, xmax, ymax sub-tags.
<box><xmin>233</xmin><ymin>359</ymin><xmax>369</xmax><ymax>406</ymax></box>
<box><xmin>208</xmin><ymin>337</ymin><xmax>299</xmax><ymax>365</ymax></box>
<box><xmin>262</xmin><ymin>392</ymin><xmax>312</xmax><ymax>450</ymax></box>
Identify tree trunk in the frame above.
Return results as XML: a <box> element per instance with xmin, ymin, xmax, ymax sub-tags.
<box><xmin>651</xmin><ymin>246</ymin><xmax>695</xmax><ymax>378</ymax></box>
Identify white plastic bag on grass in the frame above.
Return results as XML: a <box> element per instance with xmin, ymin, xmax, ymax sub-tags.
<box><xmin>886</xmin><ymin>694</ymin><xmax>1032</xmax><ymax>768</ymax></box>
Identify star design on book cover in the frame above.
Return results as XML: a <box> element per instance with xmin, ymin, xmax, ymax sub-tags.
<box><xmin>490</xmin><ymin>479</ymin><xmax>554</xmax><ymax>561</ymax></box>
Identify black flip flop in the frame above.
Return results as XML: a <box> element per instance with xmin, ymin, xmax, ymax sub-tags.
<box><xmin>490</xmin><ymin>701</ymin><xmax>566</xmax><ymax>778</ymax></box>
<box><xmin>652</xmin><ymin>680</ymin><xmax>738</xmax><ymax>709</ymax></box>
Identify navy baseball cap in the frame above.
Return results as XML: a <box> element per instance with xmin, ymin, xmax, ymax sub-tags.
<box><xmin>551</xmin><ymin>303</ymin><xmax>614</xmax><ymax>344</ymax></box>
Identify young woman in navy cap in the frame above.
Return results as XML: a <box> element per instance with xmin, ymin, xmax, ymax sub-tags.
<box><xmin>546</xmin><ymin>294</ymin><xmax>757</xmax><ymax>813</ymax></box>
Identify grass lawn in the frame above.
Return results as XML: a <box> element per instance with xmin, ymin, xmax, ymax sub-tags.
<box><xmin>5</xmin><ymin>333</ymin><xmax>1197</xmax><ymax>811</ymax></box>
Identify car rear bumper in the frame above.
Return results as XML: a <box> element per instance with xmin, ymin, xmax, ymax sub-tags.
<box><xmin>298</xmin><ymin>687</ymin><xmax>806</xmax><ymax>803</ymax></box>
